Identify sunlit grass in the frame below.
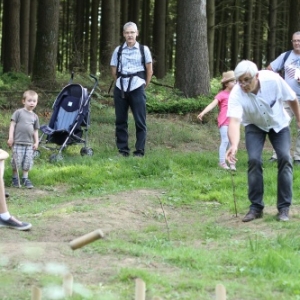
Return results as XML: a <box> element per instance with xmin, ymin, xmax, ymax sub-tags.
<box><xmin>2</xmin><ymin>105</ymin><xmax>300</xmax><ymax>299</ymax></box>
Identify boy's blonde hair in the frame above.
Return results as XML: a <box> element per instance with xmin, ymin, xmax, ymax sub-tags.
<box><xmin>22</xmin><ymin>90</ymin><xmax>38</xmax><ymax>100</ymax></box>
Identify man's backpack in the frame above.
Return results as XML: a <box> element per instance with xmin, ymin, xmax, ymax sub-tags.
<box><xmin>279</xmin><ymin>50</ymin><xmax>292</xmax><ymax>77</ymax></box>
<box><xmin>116</xmin><ymin>44</ymin><xmax>146</xmax><ymax>80</ymax></box>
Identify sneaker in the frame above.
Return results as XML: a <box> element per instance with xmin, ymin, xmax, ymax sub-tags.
<box><xmin>5</xmin><ymin>191</ymin><xmax>9</xmax><ymax>198</ymax></box>
<box><xmin>277</xmin><ymin>208</ymin><xmax>289</xmax><ymax>221</ymax></box>
<box><xmin>230</xmin><ymin>164</ymin><xmax>236</xmax><ymax>171</ymax></box>
<box><xmin>219</xmin><ymin>162</ymin><xmax>230</xmax><ymax>170</ymax></box>
<box><xmin>242</xmin><ymin>209</ymin><xmax>263</xmax><ymax>222</ymax></box>
<box><xmin>0</xmin><ymin>216</ymin><xmax>32</xmax><ymax>231</ymax></box>
<box><xmin>22</xmin><ymin>178</ymin><xmax>34</xmax><ymax>189</ymax></box>
<box><xmin>12</xmin><ymin>177</ymin><xmax>20</xmax><ymax>188</ymax></box>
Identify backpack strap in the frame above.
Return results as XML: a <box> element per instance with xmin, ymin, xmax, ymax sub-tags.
<box><xmin>280</xmin><ymin>50</ymin><xmax>292</xmax><ymax>70</ymax></box>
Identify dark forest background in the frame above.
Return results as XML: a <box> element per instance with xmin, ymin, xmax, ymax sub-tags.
<box><xmin>1</xmin><ymin>0</ymin><xmax>299</xmax><ymax>97</ymax></box>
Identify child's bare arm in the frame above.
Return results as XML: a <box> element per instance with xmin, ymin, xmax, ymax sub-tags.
<box><xmin>7</xmin><ymin>121</ymin><xmax>16</xmax><ymax>147</ymax></box>
<box><xmin>33</xmin><ymin>129</ymin><xmax>39</xmax><ymax>150</ymax></box>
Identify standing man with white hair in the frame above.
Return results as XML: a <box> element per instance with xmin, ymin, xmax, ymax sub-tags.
<box><xmin>267</xmin><ymin>31</ymin><xmax>300</xmax><ymax>164</ymax></box>
<box><xmin>110</xmin><ymin>22</ymin><xmax>153</xmax><ymax>157</ymax></box>
<box><xmin>226</xmin><ymin>60</ymin><xmax>300</xmax><ymax>222</ymax></box>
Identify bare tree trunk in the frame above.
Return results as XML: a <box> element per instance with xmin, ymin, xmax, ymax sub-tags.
<box><xmin>175</xmin><ymin>0</ymin><xmax>210</xmax><ymax>97</ymax></box>
<box><xmin>267</xmin><ymin>0</ymin><xmax>277</xmax><ymax>62</ymax></box>
<box><xmin>115</xmin><ymin>0</ymin><xmax>121</xmax><ymax>47</ymax></box>
<box><xmin>253</xmin><ymin>0</ymin><xmax>263</xmax><ymax>68</ymax></box>
<box><xmin>2</xmin><ymin>0</ymin><xmax>21</xmax><ymax>73</ymax></box>
<box><xmin>215</xmin><ymin>1</ymin><xmax>226</xmax><ymax>75</ymax></box>
<box><xmin>20</xmin><ymin>0</ymin><xmax>30</xmax><ymax>74</ymax></box>
<box><xmin>153</xmin><ymin>0</ymin><xmax>166</xmax><ymax>79</ymax></box>
<box><xmin>288</xmin><ymin>0</ymin><xmax>299</xmax><ymax>46</ymax></box>
<box><xmin>90</xmin><ymin>0</ymin><xmax>100</xmax><ymax>75</ymax></box>
<box><xmin>207</xmin><ymin>0</ymin><xmax>215</xmax><ymax>77</ymax></box>
<box><xmin>231</xmin><ymin>0</ymin><xmax>240</xmax><ymax>68</ymax></box>
<box><xmin>83</xmin><ymin>0</ymin><xmax>90</xmax><ymax>71</ymax></box>
<box><xmin>243</xmin><ymin>0</ymin><xmax>253</xmax><ymax>60</ymax></box>
<box><xmin>141</xmin><ymin>0</ymin><xmax>151</xmax><ymax>46</ymax></box>
<box><xmin>100</xmin><ymin>0</ymin><xmax>115</xmax><ymax>74</ymax></box>
<box><xmin>32</xmin><ymin>0</ymin><xmax>60</xmax><ymax>88</ymax></box>
<box><xmin>28</xmin><ymin>0</ymin><xmax>37</xmax><ymax>74</ymax></box>
<box><xmin>72</xmin><ymin>0</ymin><xmax>85</xmax><ymax>71</ymax></box>
<box><xmin>121</xmin><ymin>0</ymin><xmax>128</xmax><ymax>43</ymax></box>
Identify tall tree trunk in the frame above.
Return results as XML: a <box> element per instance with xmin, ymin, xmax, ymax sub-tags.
<box><xmin>175</xmin><ymin>0</ymin><xmax>210</xmax><ymax>97</ymax></box>
<box><xmin>153</xmin><ymin>0</ymin><xmax>166</xmax><ymax>79</ymax></box>
<box><xmin>215</xmin><ymin>0</ymin><xmax>226</xmax><ymax>75</ymax></box>
<box><xmin>28</xmin><ymin>0</ymin><xmax>37</xmax><ymax>74</ymax></box>
<box><xmin>83</xmin><ymin>0</ymin><xmax>90</xmax><ymax>71</ymax></box>
<box><xmin>90</xmin><ymin>0</ymin><xmax>100</xmax><ymax>75</ymax></box>
<box><xmin>288</xmin><ymin>0</ymin><xmax>299</xmax><ymax>47</ymax></box>
<box><xmin>71</xmin><ymin>0</ymin><xmax>85</xmax><ymax>71</ymax></box>
<box><xmin>231</xmin><ymin>0</ymin><xmax>240</xmax><ymax>68</ymax></box>
<box><xmin>253</xmin><ymin>0</ymin><xmax>263</xmax><ymax>68</ymax></box>
<box><xmin>115</xmin><ymin>0</ymin><xmax>121</xmax><ymax>47</ymax></box>
<box><xmin>32</xmin><ymin>0</ymin><xmax>60</xmax><ymax>88</ymax></box>
<box><xmin>166</xmin><ymin>0</ymin><xmax>176</xmax><ymax>72</ymax></box>
<box><xmin>243</xmin><ymin>0</ymin><xmax>253</xmax><ymax>60</ymax></box>
<box><xmin>141</xmin><ymin>0</ymin><xmax>151</xmax><ymax>46</ymax></box>
<box><xmin>100</xmin><ymin>0</ymin><xmax>115</xmax><ymax>74</ymax></box>
<box><xmin>207</xmin><ymin>0</ymin><xmax>215</xmax><ymax>77</ymax></box>
<box><xmin>121</xmin><ymin>0</ymin><xmax>129</xmax><ymax>43</ymax></box>
<box><xmin>2</xmin><ymin>0</ymin><xmax>21</xmax><ymax>73</ymax></box>
<box><xmin>20</xmin><ymin>0</ymin><xmax>30</xmax><ymax>74</ymax></box>
<box><xmin>267</xmin><ymin>0</ymin><xmax>277</xmax><ymax>62</ymax></box>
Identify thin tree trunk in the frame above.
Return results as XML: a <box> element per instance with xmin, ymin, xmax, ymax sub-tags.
<box><xmin>153</xmin><ymin>0</ymin><xmax>166</xmax><ymax>78</ymax></box>
<box><xmin>28</xmin><ymin>0</ymin><xmax>37</xmax><ymax>74</ymax></box>
<box><xmin>90</xmin><ymin>0</ymin><xmax>100</xmax><ymax>75</ymax></box>
<box><xmin>207</xmin><ymin>0</ymin><xmax>215</xmax><ymax>77</ymax></box>
<box><xmin>20</xmin><ymin>0</ymin><xmax>30</xmax><ymax>74</ymax></box>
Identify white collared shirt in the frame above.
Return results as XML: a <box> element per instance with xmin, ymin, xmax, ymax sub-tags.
<box><xmin>110</xmin><ymin>42</ymin><xmax>152</xmax><ymax>92</ymax></box>
<box><xmin>227</xmin><ymin>70</ymin><xmax>296</xmax><ymax>132</ymax></box>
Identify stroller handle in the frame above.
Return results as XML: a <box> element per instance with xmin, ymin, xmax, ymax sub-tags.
<box><xmin>89</xmin><ymin>74</ymin><xmax>98</xmax><ymax>84</ymax></box>
<box><xmin>89</xmin><ymin>74</ymin><xmax>99</xmax><ymax>94</ymax></box>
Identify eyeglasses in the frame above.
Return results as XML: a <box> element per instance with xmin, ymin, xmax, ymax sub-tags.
<box><xmin>237</xmin><ymin>76</ymin><xmax>254</xmax><ymax>86</ymax></box>
<box><xmin>124</xmin><ymin>31</ymin><xmax>136</xmax><ymax>35</ymax></box>
<box><xmin>291</xmin><ymin>40</ymin><xmax>300</xmax><ymax>43</ymax></box>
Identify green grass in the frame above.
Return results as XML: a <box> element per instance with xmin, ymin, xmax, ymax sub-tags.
<box><xmin>2</xmin><ymin>103</ymin><xmax>300</xmax><ymax>299</ymax></box>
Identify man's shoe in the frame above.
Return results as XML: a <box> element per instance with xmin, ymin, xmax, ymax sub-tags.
<box><xmin>133</xmin><ymin>150</ymin><xmax>144</xmax><ymax>157</ymax></box>
<box><xmin>12</xmin><ymin>177</ymin><xmax>20</xmax><ymax>188</ymax></box>
<box><xmin>22</xmin><ymin>178</ymin><xmax>34</xmax><ymax>189</ymax></box>
<box><xmin>269</xmin><ymin>157</ymin><xmax>277</xmax><ymax>162</ymax></box>
<box><xmin>242</xmin><ymin>209</ymin><xmax>263</xmax><ymax>222</ymax></box>
<box><xmin>0</xmin><ymin>216</ymin><xmax>32</xmax><ymax>231</ymax></box>
<box><xmin>277</xmin><ymin>208</ymin><xmax>289</xmax><ymax>221</ymax></box>
<box><xmin>294</xmin><ymin>160</ymin><xmax>300</xmax><ymax>166</ymax></box>
<box><xmin>119</xmin><ymin>151</ymin><xmax>129</xmax><ymax>157</ymax></box>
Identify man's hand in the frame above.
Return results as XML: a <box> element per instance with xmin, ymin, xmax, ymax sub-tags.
<box><xmin>226</xmin><ymin>146</ymin><xmax>238</xmax><ymax>164</ymax></box>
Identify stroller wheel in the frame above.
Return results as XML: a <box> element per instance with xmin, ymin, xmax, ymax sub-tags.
<box><xmin>80</xmin><ymin>147</ymin><xmax>94</xmax><ymax>156</ymax></box>
<box><xmin>33</xmin><ymin>150</ymin><xmax>41</xmax><ymax>159</ymax></box>
<box><xmin>49</xmin><ymin>153</ymin><xmax>63</xmax><ymax>163</ymax></box>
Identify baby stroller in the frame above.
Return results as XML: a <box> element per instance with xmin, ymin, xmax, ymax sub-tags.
<box><xmin>37</xmin><ymin>73</ymin><xmax>98</xmax><ymax>162</ymax></box>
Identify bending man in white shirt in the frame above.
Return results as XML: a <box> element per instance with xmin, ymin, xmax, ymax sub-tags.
<box><xmin>226</xmin><ymin>60</ymin><xmax>300</xmax><ymax>222</ymax></box>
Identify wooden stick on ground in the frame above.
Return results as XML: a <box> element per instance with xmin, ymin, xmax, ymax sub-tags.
<box><xmin>216</xmin><ymin>283</ymin><xmax>226</xmax><ymax>300</ymax></box>
<box><xmin>135</xmin><ymin>278</ymin><xmax>146</xmax><ymax>300</ymax></box>
<box><xmin>31</xmin><ymin>285</ymin><xmax>42</xmax><ymax>300</ymax></box>
<box><xmin>69</xmin><ymin>229</ymin><xmax>104</xmax><ymax>250</ymax></box>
